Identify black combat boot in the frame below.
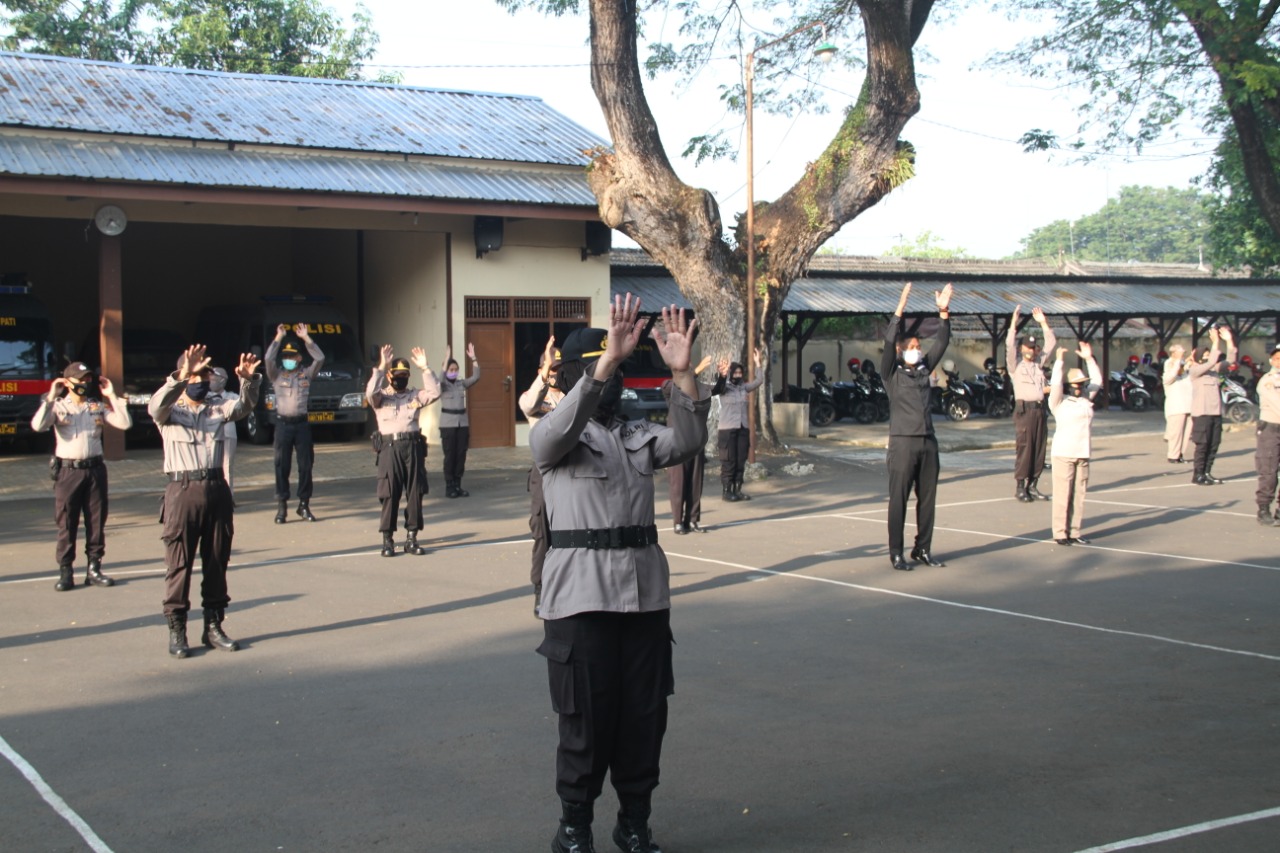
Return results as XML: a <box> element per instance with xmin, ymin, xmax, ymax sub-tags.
<box><xmin>1259</xmin><ymin>507</ymin><xmax>1275</xmax><ymax>526</ymax></box>
<box><xmin>405</xmin><ymin>531</ymin><xmax>426</xmax><ymax>555</ymax></box>
<box><xmin>85</xmin><ymin>559</ymin><xmax>114</xmax><ymax>587</ymax></box>
<box><xmin>552</xmin><ymin>800</ymin><xmax>596</xmax><ymax>853</ymax></box>
<box><xmin>734</xmin><ymin>479</ymin><xmax>751</xmax><ymax>500</ymax></box>
<box><xmin>722</xmin><ymin>483</ymin><xmax>738</xmax><ymax>502</ymax></box>
<box><xmin>1015</xmin><ymin>479</ymin><xmax>1033</xmax><ymax>502</ymax></box>
<box><xmin>381</xmin><ymin>532</ymin><xmax>396</xmax><ymax>557</ymax></box>
<box><xmin>201</xmin><ymin>608</ymin><xmax>240</xmax><ymax>652</ymax></box>
<box><xmin>54</xmin><ymin>564</ymin><xmax>75</xmax><ymax>592</ymax></box>
<box><xmin>613</xmin><ymin>797</ymin><xmax>662</xmax><ymax>853</ymax></box>
<box><xmin>296</xmin><ymin>501</ymin><xmax>317</xmax><ymax>522</ymax></box>
<box><xmin>167</xmin><ymin>613</ymin><xmax>189</xmax><ymax>659</ymax></box>
<box><xmin>1026</xmin><ymin>477</ymin><xmax>1048</xmax><ymax>500</ymax></box>
<box><xmin>455</xmin><ymin>480</ymin><xmax>470</xmax><ymax>497</ymax></box>
<box><xmin>274</xmin><ymin>500</ymin><xmax>288</xmax><ymax>524</ymax></box>
<box><xmin>446</xmin><ymin>480</ymin><xmax>460</xmax><ymax>499</ymax></box>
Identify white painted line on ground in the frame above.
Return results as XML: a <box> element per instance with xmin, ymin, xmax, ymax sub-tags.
<box><xmin>1072</xmin><ymin>805</ymin><xmax>1280</xmax><ymax>852</ymax></box>
<box><xmin>1087</xmin><ymin>498</ymin><xmax>1256</xmax><ymax>519</ymax></box>
<box><xmin>0</xmin><ymin>733</ymin><xmax>114</xmax><ymax>853</ymax></box>
<box><xmin>664</xmin><ymin>551</ymin><xmax>1280</xmax><ymax>662</ymax></box>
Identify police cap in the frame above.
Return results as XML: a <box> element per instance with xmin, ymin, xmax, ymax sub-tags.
<box><xmin>63</xmin><ymin>362</ymin><xmax>93</xmax><ymax>381</ymax></box>
<box><xmin>388</xmin><ymin>357</ymin><xmax>412</xmax><ymax>373</ymax></box>
<box><xmin>1019</xmin><ymin>335</ymin><xmax>1040</xmax><ymax>350</ymax></box>
<box><xmin>560</xmin><ymin>328</ymin><xmax>609</xmax><ymax>362</ymax></box>
<box><xmin>280</xmin><ymin>341</ymin><xmax>302</xmax><ymax>357</ymax></box>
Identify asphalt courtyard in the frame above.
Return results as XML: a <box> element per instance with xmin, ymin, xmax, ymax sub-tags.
<box><xmin>1</xmin><ymin>415</ymin><xmax>1277</xmax><ymax>852</ymax></box>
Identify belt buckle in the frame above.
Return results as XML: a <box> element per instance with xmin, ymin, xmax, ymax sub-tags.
<box><xmin>608</xmin><ymin>527</ymin><xmax>623</xmax><ymax>549</ymax></box>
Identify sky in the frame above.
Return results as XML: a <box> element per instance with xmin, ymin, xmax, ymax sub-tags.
<box><xmin>330</xmin><ymin>1</ymin><xmax>1216</xmax><ymax>260</ymax></box>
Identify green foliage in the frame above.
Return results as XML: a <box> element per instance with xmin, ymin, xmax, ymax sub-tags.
<box><xmin>884</xmin><ymin>230</ymin><xmax>971</xmax><ymax>259</ymax></box>
<box><xmin>0</xmin><ymin>0</ymin><xmax>387</xmax><ymax>81</ymax></box>
<box><xmin>1203</xmin><ymin>116</ymin><xmax>1280</xmax><ymax>273</ymax></box>
<box><xmin>813</xmin><ymin>314</ymin><xmax>878</xmax><ymax>339</ymax></box>
<box><xmin>1013</xmin><ymin>185</ymin><xmax>1212</xmax><ymax>264</ymax></box>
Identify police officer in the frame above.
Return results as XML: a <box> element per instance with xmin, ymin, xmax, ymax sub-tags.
<box><xmin>665</xmin><ymin>355</ymin><xmax>719</xmax><ymax>532</ymax></box>
<box><xmin>531</xmin><ymin>296</ymin><xmax>709</xmax><ymax>853</ymax></box>
<box><xmin>1047</xmin><ymin>342</ymin><xmax>1103</xmax><ymax>545</ymax></box>
<box><xmin>207</xmin><ymin>366</ymin><xmax>239</xmax><ymax>495</ymax></box>
<box><xmin>1255</xmin><ymin>343</ymin><xmax>1280</xmax><ymax>525</ymax></box>
<box><xmin>149</xmin><ymin>345</ymin><xmax>261</xmax><ymax>658</ymax></box>
<box><xmin>432</xmin><ymin>343</ymin><xmax>481</xmax><ymax>498</ymax></box>
<box><xmin>882</xmin><ymin>281</ymin><xmax>952</xmax><ymax>571</ymax></box>
<box><xmin>518</xmin><ymin>336</ymin><xmax>565</xmax><ymax>615</ymax></box>
<box><xmin>1189</xmin><ymin>326</ymin><xmax>1236</xmax><ymax>485</ymax></box>
<box><xmin>367</xmin><ymin>345</ymin><xmax>440</xmax><ymax>557</ymax></box>
<box><xmin>31</xmin><ymin>362</ymin><xmax>132</xmax><ymax>591</ymax></box>
<box><xmin>717</xmin><ymin>350</ymin><xmax>764</xmax><ymax>501</ymax></box>
<box><xmin>265</xmin><ymin>323</ymin><xmax>324</xmax><ymax>523</ymax></box>
<box><xmin>1007</xmin><ymin>304</ymin><xmax>1056</xmax><ymax>502</ymax></box>
<box><xmin>1162</xmin><ymin>344</ymin><xmax>1195</xmax><ymax>464</ymax></box>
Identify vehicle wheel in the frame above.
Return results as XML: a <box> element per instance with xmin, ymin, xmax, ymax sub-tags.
<box><xmin>875</xmin><ymin>400</ymin><xmax>891</xmax><ymax>422</ymax></box>
<box><xmin>853</xmin><ymin>402</ymin><xmax>877</xmax><ymax>424</ymax></box>
<box><xmin>810</xmin><ymin>400</ymin><xmax>836</xmax><ymax>426</ymax></box>
<box><xmin>1125</xmin><ymin>393</ymin><xmax>1151</xmax><ymax>413</ymax></box>
<box><xmin>241</xmin><ymin>409</ymin><xmax>273</xmax><ymax>444</ymax></box>
<box><xmin>988</xmin><ymin>398</ymin><xmax>1012</xmax><ymax>419</ymax></box>
<box><xmin>946</xmin><ymin>399</ymin><xmax>971</xmax><ymax>421</ymax></box>
<box><xmin>1226</xmin><ymin>401</ymin><xmax>1254</xmax><ymax>424</ymax></box>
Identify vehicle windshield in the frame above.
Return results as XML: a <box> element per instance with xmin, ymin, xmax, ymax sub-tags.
<box><xmin>305</xmin><ymin>329</ymin><xmax>362</xmax><ymax>365</ymax></box>
<box><xmin>0</xmin><ymin>317</ymin><xmax>54</xmax><ymax>378</ymax></box>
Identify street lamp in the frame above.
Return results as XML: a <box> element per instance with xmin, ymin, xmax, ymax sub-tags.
<box><xmin>745</xmin><ymin>23</ymin><xmax>836</xmax><ymax>461</ymax></box>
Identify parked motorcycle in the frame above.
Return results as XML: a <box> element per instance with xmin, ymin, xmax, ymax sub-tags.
<box><xmin>930</xmin><ymin>360</ymin><xmax>972</xmax><ymax>421</ymax></box>
<box><xmin>1220</xmin><ymin>374</ymin><xmax>1257</xmax><ymax>423</ymax></box>
<box><xmin>857</xmin><ymin>359</ymin><xmax>891</xmax><ymax>421</ymax></box>
<box><xmin>1109</xmin><ymin>370</ymin><xmax>1153</xmax><ymax>411</ymax></box>
<box><xmin>969</xmin><ymin>357</ymin><xmax>1013</xmax><ymax>418</ymax></box>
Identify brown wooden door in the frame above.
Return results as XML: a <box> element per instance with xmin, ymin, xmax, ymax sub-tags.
<box><xmin>466</xmin><ymin>322</ymin><xmax>514</xmax><ymax>447</ymax></box>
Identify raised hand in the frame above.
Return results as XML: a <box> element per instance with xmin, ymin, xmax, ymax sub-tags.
<box><xmin>410</xmin><ymin>347</ymin><xmax>429</xmax><ymax>372</ymax></box>
<box><xmin>294</xmin><ymin>322</ymin><xmax>311</xmax><ymax>341</ymax></box>
<box><xmin>695</xmin><ymin>355</ymin><xmax>713</xmax><ymax>375</ymax></box>
<box><xmin>1057</xmin><ymin>347</ymin><xmax>1068</xmax><ymax>361</ymax></box>
<box><xmin>47</xmin><ymin>377</ymin><xmax>66</xmax><ymax>400</ymax></box>
<box><xmin>895</xmin><ymin>282</ymin><xmax>913</xmax><ymax>316</ymax></box>
<box><xmin>1077</xmin><ymin>341</ymin><xmax>1093</xmax><ymax>359</ymax></box>
<box><xmin>179</xmin><ymin>345</ymin><xmax>209</xmax><ymax>380</ymax></box>
<box><xmin>275</xmin><ymin>324</ymin><xmax>290</xmax><ymax>341</ymax></box>
<box><xmin>465</xmin><ymin>342</ymin><xmax>476</xmax><ymax>362</ymax></box>
<box><xmin>1209</xmin><ymin>327</ymin><xmax>1220</xmax><ymax>344</ymax></box>
<box><xmin>597</xmin><ymin>293</ymin><xmax>646</xmax><ymax>374</ymax></box>
<box><xmin>98</xmin><ymin>375</ymin><xmax>116</xmax><ymax>397</ymax></box>
<box><xmin>235</xmin><ymin>352</ymin><xmax>261</xmax><ymax>379</ymax></box>
<box><xmin>935</xmin><ymin>282</ymin><xmax>953</xmax><ymax>313</ymax></box>
<box><xmin>1031</xmin><ymin>307</ymin><xmax>1046</xmax><ymax>325</ymax></box>
<box><xmin>651</xmin><ymin>305</ymin><xmax>698</xmax><ymax>374</ymax></box>
<box><xmin>717</xmin><ymin>358</ymin><xmax>730</xmax><ymax>376</ymax></box>
<box><xmin>378</xmin><ymin>344</ymin><xmax>393</xmax><ymax>371</ymax></box>
<box><xmin>1219</xmin><ymin>326</ymin><xmax>1234</xmax><ymax>343</ymax></box>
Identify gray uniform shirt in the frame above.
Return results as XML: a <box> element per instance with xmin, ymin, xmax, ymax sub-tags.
<box><xmin>366</xmin><ymin>369</ymin><xmax>441</xmax><ymax>434</ymax></box>
<box><xmin>431</xmin><ymin>364</ymin><xmax>481</xmax><ymax>428</ymax></box>
<box><xmin>530</xmin><ymin>373</ymin><xmax>711</xmax><ymax>621</ymax></box>
<box><xmin>1189</xmin><ymin>346</ymin><xmax>1237</xmax><ymax>417</ymax></box>
<box><xmin>1006</xmin><ymin>323</ymin><xmax>1056</xmax><ymax>402</ymax></box>
<box><xmin>149</xmin><ymin>374</ymin><xmax>260</xmax><ymax>473</ymax></box>
<box><xmin>717</xmin><ymin>374</ymin><xmax>765</xmax><ymax>430</ymax></box>
<box><xmin>1258</xmin><ymin>368</ymin><xmax>1280</xmax><ymax>425</ymax></box>
<box><xmin>32</xmin><ymin>396</ymin><xmax>132</xmax><ymax>459</ymax></box>
<box><xmin>265</xmin><ymin>338</ymin><xmax>325</xmax><ymax>416</ymax></box>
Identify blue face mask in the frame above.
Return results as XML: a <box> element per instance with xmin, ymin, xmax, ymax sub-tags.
<box><xmin>282</xmin><ymin>359</ymin><xmax>299</xmax><ymax>371</ymax></box>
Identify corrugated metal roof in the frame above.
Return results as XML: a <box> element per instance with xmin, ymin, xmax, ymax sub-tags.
<box><xmin>0</xmin><ymin>133</ymin><xmax>598</xmax><ymax>205</ymax></box>
<box><xmin>0</xmin><ymin>51</ymin><xmax>607</xmax><ymax>166</ymax></box>
<box><xmin>613</xmin><ymin>274</ymin><xmax>1280</xmax><ymax>316</ymax></box>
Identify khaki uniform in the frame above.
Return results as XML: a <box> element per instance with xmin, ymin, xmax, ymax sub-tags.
<box><xmin>265</xmin><ymin>337</ymin><xmax>325</xmax><ymax>503</ymax></box>
<box><xmin>1006</xmin><ymin>323</ymin><xmax>1056</xmax><ymax>483</ymax></box>
<box><xmin>32</xmin><ymin>394</ymin><xmax>132</xmax><ymax>570</ymax></box>
<box><xmin>1162</xmin><ymin>358</ymin><xmax>1194</xmax><ymax>462</ymax></box>
<box><xmin>1254</xmin><ymin>367</ymin><xmax>1280</xmax><ymax>514</ymax></box>
<box><xmin>149</xmin><ymin>373</ymin><xmax>260</xmax><ymax>617</ymax></box>
<box><xmin>367</xmin><ymin>368</ymin><xmax>441</xmax><ymax>533</ymax></box>
<box><xmin>1048</xmin><ymin>357</ymin><xmax>1101</xmax><ymax>541</ymax></box>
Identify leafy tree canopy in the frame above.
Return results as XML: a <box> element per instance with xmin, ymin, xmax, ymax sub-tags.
<box><xmin>0</xmin><ymin>0</ymin><xmax>389</xmax><ymax>81</ymax></box>
<box><xmin>884</xmin><ymin>229</ymin><xmax>971</xmax><ymax>260</ymax></box>
<box><xmin>1204</xmin><ymin>117</ymin><xmax>1280</xmax><ymax>273</ymax></box>
<box><xmin>1013</xmin><ymin>185</ymin><xmax>1212</xmax><ymax>265</ymax></box>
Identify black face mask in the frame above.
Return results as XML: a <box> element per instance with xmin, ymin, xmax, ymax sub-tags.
<box><xmin>730</xmin><ymin>375</ymin><xmax>743</xmax><ymax>386</ymax></box>
<box><xmin>389</xmin><ymin>374</ymin><xmax>409</xmax><ymax>392</ymax></box>
<box><xmin>186</xmin><ymin>381</ymin><xmax>211</xmax><ymax>402</ymax></box>
<box><xmin>1067</xmin><ymin>383</ymin><xmax>1086</xmax><ymax>398</ymax></box>
<box><xmin>71</xmin><ymin>383</ymin><xmax>89</xmax><ymax>396</ymax></box>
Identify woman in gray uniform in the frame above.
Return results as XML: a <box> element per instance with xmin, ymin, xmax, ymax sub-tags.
<box><xmin>432</xmin><ymin>343</ymin><xmax>481</xmax><ymax>498</ymax></box>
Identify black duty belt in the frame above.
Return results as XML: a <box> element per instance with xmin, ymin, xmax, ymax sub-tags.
<box><xmin>442</xmin><ymin>408</ymin><xmax>467</xmax><ymax>415</ymax></box>
<box><xmin>549</xmin><ymin>525</ymin><xmax>659</xmax><ymax>550</ymax></box>
<box><xmin>277</xmin><ymin>414</ymin><xmax>308</xmax><ymax>424</ymax></box>
<box><xmin>167</xmin><ymin>468</ymin><xmax>224</xmax><ymax>482</ymax></box>
<box><xmin>381</xmin><ymin>431</ymin><xmax>422</xmax><ymax>442</ymax></box>
<box><xmin>58</xmin><ymin>456</ymin><xmax>103</xmax><ymax>469</ymax></box>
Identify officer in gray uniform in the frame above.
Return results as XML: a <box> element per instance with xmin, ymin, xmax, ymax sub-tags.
<box><xmin>1007</xmin><ymin>304</ymin><xmax>1056</xmax><ymax>502</ymax></box>
<box><xmin>531</xmin><ymin>296</ymin><xmax>709</xmax><ymax>853</ymax></box>
<box><xmin>31</xmin><ymin>362</ymin><xmax>132</xmax><ymax>591</ymax></box>
<box><xmin>717</xmin><ymin>350</ymin><xmax>764</xmax><ymax>501</ymax></box>
<box><xmin>207</xmin><ymin>366</ymin><xmax>239</xmax><ymax>496</ymax></box>
<box><xmin>432</xmin><ymin>343</ymin><xmax>481</xmax><ymax>498</ymax></box>
<box><xmin>1255</xmin><ymin>343</ymin><xmax>1280</xmax><ymax>525</ymax></box>
<box><xmin>367</xmin><ymin>345</ymin><xmax>440</xmax><ymax>557</ymax></box>
<box><xmin>518</xmin><ymin>336</ymin><xmax>564</xmax><ymax>615</ymax></box>
<box><xmin>149</xmin><ymin>345</ymin><xmax>261</xmax><ymax>659</ymax></box>
<box><xmin>1189</xmin><ymin>326</ymin><xmax>1237</xmax><ymax>485</ymax></box>
<box><xmin>265</xmin><ymin>323</ymin><xmax>325</xmax><ymax>523</ymax></box>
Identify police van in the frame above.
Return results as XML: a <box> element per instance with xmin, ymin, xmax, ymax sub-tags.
<box><xmin>194</xmin><ymin>297</ymin><xmax>368</xmax><ymax>443</ymax></box>
<box><xmin>0</xmin><ymin>275</ymin><xmax>57</xmax><ymax>446</ymax></box>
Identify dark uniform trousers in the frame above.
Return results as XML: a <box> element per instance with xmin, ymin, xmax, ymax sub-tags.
<box><xmin>538</xmin><ymin>609</ymin><xmax>674</xmax><ymax>804</ymax></box>
<box><xmin>274</xmin><ymin>418</ymin><xmax>315</xmax><ymax>502</ymax></box>
<box><xmin>668</xmin><ymin>452</ymin><xmax>706</xmax><ymax>525</ymax></box>
<box><xmin>1014</xmin><ymin>400</ymin><xmax>1048</xmax><ymax>480</ymax></box>
<box><xmin>718</xmin><ymin>427</ymin><xmax>749</xmax><ymax>488</ymax></box>
<box><xmin>1255</xmin><ymin>422</ymin><xmax>1280</xmax><ymax>508</ymax></box>
<box><xmin>1192</xmin><ymin>414</ymin><xmax>1223</xmax><ymax>478</ymax></box>
<box><xmin>54</xmin><ymin>464</ymin><xmax>108</xmax><ymax>567</ymax></box>
<box><xmin>160</xmin><ymin>476</ymin><xmax>234</xmax><ymax>616</ymax></box>
<box><xmin>528</xmin><ymin>465</ymin><xmax>548</xmax><ymax>587</ymax></box>
<box><xmin>378</xmin><ymin>436</ymin><xmax>427</xmax><ymax>533</ymax></box>
<box><xmin>440</xmin><ymin>425</ymin><xmax>470</xmax><ymax>485</ymax></box>
<box><xmin>887</xmin><ymin>435</ymin><xmax>940</xmax><ymax>553</ymax></box>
